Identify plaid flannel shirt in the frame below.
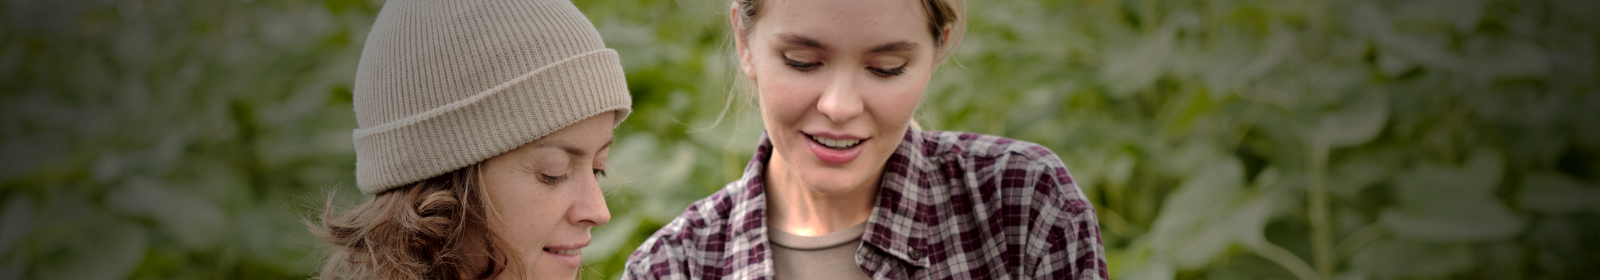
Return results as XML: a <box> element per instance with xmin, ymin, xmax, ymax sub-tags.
<box><xmin>624</xmin><ymin>129</ymin><xmax>1108</xmax><ymax>279</ymax></box>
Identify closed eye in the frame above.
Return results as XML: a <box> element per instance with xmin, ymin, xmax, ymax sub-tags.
<box><xmin>539</xmin><ymin>174</ymin><xmax>566</xmax><ymax>185</ymax></box>
<box><xmin>869</xmin><ymin>65</ymin><xmax>906</xmax><ymax>77</ymax></box>
<box><xmin>593</xmin><ymin>169</ymin><xmax>607</xmax><ymax>178</ymax></box>
<box><xmin>783</xmin><ymin>57</ymin><xmax>821</xmax><ymax>72</ymax></box>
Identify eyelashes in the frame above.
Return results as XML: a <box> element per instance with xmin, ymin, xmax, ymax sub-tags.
<box><xmin>870</xmin><ymin>66</ymin><xmax>905</xmax><ymax>77</ymax></box>
<box><xmin>537</xmin><ymin>168</ymin><xmax>608</xmax><ymax>185</ymax></box>
<box><xmin>781</xmin><ymin>56</ymin><xmax>906</xmax><ymax>77</ymax></box>
<box><xmin>539</xmin><ymin>174</ymin><xmax>565</xmax><ymax>185</ymax></box>
<box><xmin>783</xmin><ymin>57</ymin><xmax>821</xmax><ymax>71</ymax></box>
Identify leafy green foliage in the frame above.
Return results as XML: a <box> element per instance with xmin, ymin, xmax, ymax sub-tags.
<box><xmin>1</xmin><ymin>0</ymin><xmax>1596</xmax><ymax>279</ymax></box>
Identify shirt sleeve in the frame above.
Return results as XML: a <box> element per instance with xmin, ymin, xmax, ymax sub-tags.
<box><xmin>1029</xmin><ymin>155</ymin><xmax>1109</xmax><ymax>280</ymax></box>
<box><xmin>623</xmin><ymin>223</ymin><xmax>689</xmax><ymax>280</ymax></box>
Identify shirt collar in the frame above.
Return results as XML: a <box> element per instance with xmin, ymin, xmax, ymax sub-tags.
<box><xmin>721</xmin><ymin>133</ymin><xmax>773</xmax><ymax>278</ymax></box>
<box><xmin>861</xmin><ymin>128</ymin><xmax>934</xmax><ymax>267</ymax></box>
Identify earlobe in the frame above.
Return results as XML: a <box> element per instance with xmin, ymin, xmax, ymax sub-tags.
<box><xmin>738</xmin><ymin>42</ymin><xmax>755</xmax><ymax>79</ymax></box>
<box><xmin>740</xmin><ymin>58</ymin><xmax>756</xmax><ymax>81</ymax></box>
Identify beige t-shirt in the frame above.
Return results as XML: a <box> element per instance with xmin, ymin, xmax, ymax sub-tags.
<box><xmin>769</xmin><ymin>222</ymin><xmax>872</xmax><ymax>280</ymax></box>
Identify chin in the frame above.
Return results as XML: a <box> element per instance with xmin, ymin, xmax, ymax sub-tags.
<box><xmin>519</xmin><ymin>260</ymin><xmax>578</xmax><ymax>280</ymax></box>
<box><xmin>526</xmin><ymin>268</ymin><xmax>577</xmax><ymax>280</ymax></box>
<box><xmin>798</xmin><ymin>166</ymin><xmax>871</xmax><ymax>195</ymax></box>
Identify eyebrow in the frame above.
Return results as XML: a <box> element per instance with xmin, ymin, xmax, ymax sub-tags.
<box><xmin>777</xmin><ymin>33</ymin><xmax>918</xmax><ymax>54</ymax></box>
<box><xmin>779</xmin><ymin>33</ymin><xmax>828</xmax><ymax>50</ymax></box>
<box><xmin>868</xmin><ymin>41</ymin><xmax>918</xmax><ymax>53</ymax></box>
<box><xmin>537</xmin><ymin>138</ymin><xmax>615</xmax><ymax>157</ymax></box>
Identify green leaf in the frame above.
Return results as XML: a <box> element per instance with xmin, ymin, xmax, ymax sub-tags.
<box><xmin>1316</xmin><ymin>92</ymin><xmax>1389</xmax><ymax>148</ymax></box>
<box><xmin>1326</xmin><ymin>151</ymin><xmax>1397</xmax><ymax>200</ymax></box>
<box><xmin>1375</xmin><ymin>52</ymin><xmax>1415</xmax><ymax>78</ymax></box>
<box><xmin>1354</xmin><ymin>3</ymin><xmax>1470</xmax><ymax>73</ymax></box>
<box><xmin>0</xmin><ymin>194</ymin><xmax>33</xmax><ymax>256</ymax></box>
<box><xmin>1350</xmin><ymin>238</ymin><xmax>1473</xmax><ymax>279</ymax></box>
<box><xmin>1146</xmin><ymin>158</ymin><xmax>1250</xmax><ymax>269</ymax></box>
<box><xmin>1215</xmin><ymin>24</ymin><xmax>1296</xmax><ymax>99</ymax></box>
<box><xmin>1378</xmin><ymin>205</ymin><xmax>1525</xmax><ymax>243</ymax></box>
<box><xmin>1101</xmin><ymin>28</ymin><xmax>1176</xmax><ymax>97</ymax></box>
<box><xmin>1232</xmin><ymin>193</ymin><xmax>1279</xmax><ymax>249</ymax></box>
<box><xmin>602</xmin><ymin>134</ymin><xmax>659</xmax><ymax>191</ymax></box>
<box><xmin>1476</xmin><ymin>38</ymin><xmax>1550</xmax><ymax>80</ymax></box>
<box><xmin>658</xmin><ymin>142</ymin><xmax>698</xmax><ymax>187</ymax></box>
<box><xmin>0</xmin><ymin>254</ymin><xmax>24</xmax><ymax>280</ymax></box>
<box><xmin>105</xmin><ymin>177</ymin><xmax>226</xmax><ymax>251</ymax></box>
<box><xmin>1106</xmin><ymin>152</ymin><xmax>1136</xmax><ymax>189</ymax></box>
<box><xmin>1391</xmin><ymin>0</ymin><xmax>1490</xmax><ymax>34</ymax></box>
<box><xmin>34</xmin><ymin>216</ymin><xmax>147</xmax><ymax>280</ymax></box>
<box><xmin>1393</xmin><ymin>149</ymin><xmax>1503</xmax><ymax>206</ymax></box>
<box><xmin>1204</xmin><ymin>254</ymin><xmax>1300</xmax><ymax>280</ymax></box>
<box><xmin>1383</xmin><ymin>149</ymin><xmax>1525</xmax><ymax>242</ymax></box>
<box><xmin>1155</xmin><ymin>157</ymin><xmax>1244</xmax><ymax>221</ymax></box>
<box><xmin>1517</xmin><ymin>171</ymin><xmax>1600</xmax><ymax>214</ymax></box>
<box><xmin>584</xmin><ymin>215</ymin><xmax>639</xmax><ymax>263</ymax></box>
<box><xmin>228</xmin><ymin>205</ymin><xmax>301</xmax><ymax>272</ymax></box>
<box><xmin>1117</xmin><ymin>258</ymin><xmax>1176</xmax><ymax>280</ymax></box>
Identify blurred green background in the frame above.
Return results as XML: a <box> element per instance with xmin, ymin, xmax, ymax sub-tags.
<box><xmin>2</xmin><ymin>0</ymin><xmax>1598</xmax><ymax>279</ymax></box>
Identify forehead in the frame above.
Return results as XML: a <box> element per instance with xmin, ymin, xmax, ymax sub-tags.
<box><xmin>755</xmin><ymin>0</ymin><xmax>933</xmax><ymax>47</ymax></box>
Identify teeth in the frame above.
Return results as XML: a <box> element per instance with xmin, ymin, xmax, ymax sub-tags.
<box><xmin>547</xmin><ymin>249</ymin><xmax>580</xmax><ymax>255</ymax></box>
<box><xmin>810</xmin><ymin>135</ymin><xmax>861</xmax><ymax>149</ymax></box>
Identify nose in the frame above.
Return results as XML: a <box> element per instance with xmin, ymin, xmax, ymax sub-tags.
<box><xmin>816</xmin><ymin>70</ymin><xmax>864</xmax><ymax>123</ymax></box>
<box><xmin>568</xmin><ymin>172</ymin><xmax>611</xmax><ymax>227</ymax></box>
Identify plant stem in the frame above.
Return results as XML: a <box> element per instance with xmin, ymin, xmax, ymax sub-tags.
<box><xmin>1257</xmin><ymin>241</ymin><xmax>1322</xmax><ymax>280</ymax></box>
<box><xmin>1308</xmin><ymin>139</ymin><xmax>1333</xmax><ymax>279</ymax></box>
<box><xmin>1334</xmin><ymin>223</ymin><xmax>1386</xmax><ymax>260</ymax></box>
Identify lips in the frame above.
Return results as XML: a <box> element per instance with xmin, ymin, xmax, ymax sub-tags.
<box><xmin>803</xmin><ymin>132</ymin><xmax>866</xmax><ymax>164</ymax></box>
<box><xmin>542</xmin><ymin>241</ymin><xmax>588</xmax><ymax>268</ymax></box>
<box><xmin>810</xmin><ymin>135</ymin><xmax>862</xmax><ymax>149</ymax></box>
<box><xmin>543</xmin><ymin>248</ymin><xmax>581</xmax><ymax>255</ymax></box>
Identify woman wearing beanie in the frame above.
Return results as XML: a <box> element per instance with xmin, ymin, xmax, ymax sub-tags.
<box><xmin>624</xmin><ymin>0</ymin><xmax>1107</xmax><ymax>279</ymax></box>
<box><xmin>309</xmin><ymin>0</ymin><xmax>631</xmax><ymax>279</ymax></box>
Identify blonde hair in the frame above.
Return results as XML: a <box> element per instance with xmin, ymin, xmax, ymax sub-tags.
<box><xmin>708</xmin><ymin>0</ymin><xmax>965</xmax><ymax>131</ymax></box>
<box><xmin>308</xmin><ymin>163</ymin><xmax>520</xmax><ymax>280</ymax></box>
<box><xmin>733</xmin><ymin>0</ymin><xmax>966</xmax><ymax>61</ymax></box>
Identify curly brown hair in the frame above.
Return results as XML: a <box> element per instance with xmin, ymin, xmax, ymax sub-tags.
<box><xmin>308</xmin><ymin>163</ymin><xmax>518</xmax><ymax>280</ymax></box>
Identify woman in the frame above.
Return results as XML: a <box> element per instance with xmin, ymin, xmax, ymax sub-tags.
<box><xmin>624</xmin><ymin>0</ymin><xmax>1107</xmax><ymax>279</ymax></box>
<box><xmin>309</xmin><ymin>0</ymin><xmax>631</xmax><ymax>279</ymax></box>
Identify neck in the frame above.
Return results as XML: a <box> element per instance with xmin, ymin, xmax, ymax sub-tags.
<box><xmin>764</xmin><ymin>151</ymin><xmax>878</xmax><ymax>237</ymax></box>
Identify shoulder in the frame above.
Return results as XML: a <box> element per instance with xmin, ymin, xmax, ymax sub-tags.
<box><xmin>919</xmin><ymin>130</ymin><xmax>1091</xmax><ymax>227</ymax></box>
<box><xmin>922</xmin><ymin>130</ymin><xmax>1064</xmax><ymax>168</ymax></box>
<box><xmin>922</xmin><ymin>130</ymin><xmax>1074</xmax><ymax>190</ymax></box>
<box><xmin>921</xmin><ymin>130</ymin><xmax>1091</xmax><ymax>226</ymax></box>
<box><xmin>625</xmin><ymin>180</ymin><xmax>757</xmax><ymax>278</ymax></box>
<box><xmin>914</xmin><ymin>131</ymin><xmax>1106</xmax><ymax>277</ymax></box>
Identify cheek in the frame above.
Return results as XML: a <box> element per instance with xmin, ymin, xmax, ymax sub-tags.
<box><xmin>755</xmin><ymin>68</ymin><xmax>816</xmax><ymax>125</ymax></box>
<box><xmin>865</xmin><ymin>78</ymin><xmax>926</xmax><ymax>128</ymax></box>
<box><xmin>483</xmin><ymin>179</ymin><xmax>562</xmax><ymax>234</ymax></box>
<box><xmin>487</xmin><ymin>188</ymin><xmax>575</xmax><ymax>255</ymax></box>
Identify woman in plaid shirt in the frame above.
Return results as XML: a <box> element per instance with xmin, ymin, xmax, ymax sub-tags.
<box><xmin>624</xmin><ymin>0</ymin><xmax>1108</xmax><ymax>278</ymax></box>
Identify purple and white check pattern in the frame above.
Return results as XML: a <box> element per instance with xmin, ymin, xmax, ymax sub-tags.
<box><xmin>624</xmin><ymin>130</ymin><xmax>1109</xmax><ymax>279</ymax></box>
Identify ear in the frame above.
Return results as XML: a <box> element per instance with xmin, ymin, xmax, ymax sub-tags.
<box><xmin>936</xmin><ymin>23</ymin><xmax>954</xmax><ymax>60</ymax></box>
<box><xmin>732</xmin><ymin>2</ymin><xmax>756</xmax><ymax>80</ymax></box>
<box><xmin>941</xmin><ymin>25</ymin><xmax>952</xmax><ymax>48</ymax></box>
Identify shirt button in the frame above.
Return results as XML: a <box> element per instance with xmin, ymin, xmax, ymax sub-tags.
<box><xmin>908</xmin><ymin>249</ymin><xmax>924</xmax><ymax>260</ymax></box>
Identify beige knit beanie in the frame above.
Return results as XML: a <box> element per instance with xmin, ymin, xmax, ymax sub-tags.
<box><xmin>351</xmin><ymin>0</ymin><xmax>632</xmax><ymax>194</ymax></box>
